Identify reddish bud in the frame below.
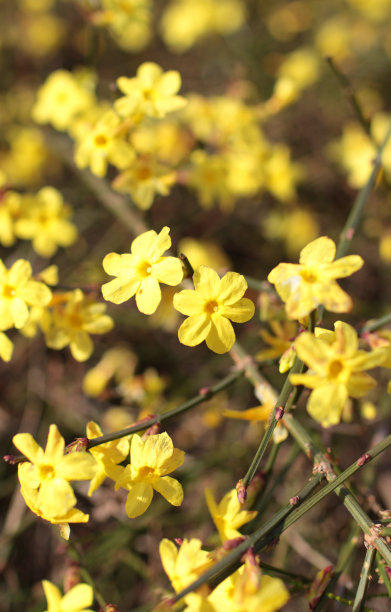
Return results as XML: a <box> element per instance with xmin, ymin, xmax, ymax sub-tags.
<box><xmin>275</xmin><ymin>406</ymin><xmax>284</xmax><ymax>421</ymax></box>
<box><xmin>357</xmin><ymin>453</ymin><xmax>370</xmax><ymax>467</ymax></box>
<box><xmin>65</xmin><ymin>438</ymin><xmax>89</xmax><ymax>454</ymax></box>
<box><xmin>223</xmin><ymin>536</ymin><xmax>246</xmax><ymax>551</ymax></box>
<box><xmin>307</xmin><ymin>565</ymin><xmax>334</xmax><ymax>609</ymax></box>
<box><xmin>199</xmin><ymin>386</ymin><xmax>211</xmax><ymax>396</ymax></box>
<box><xmin>174</xmin><ymin>538</ymin><xmax>184</xmax><ymax>546</ymax></box>
<box><xmin>143</xmin><ymin>422</ymin><xmax>161</xmax><ymax>438</ymax></box>
<box><xmin>3</xmin><ymin>455</ymin><xmax>18</xmax><ymax>464</ymax></box>
<box><xmin>103</xmin><ymin>605</ymin><xmax>119</xmax><ymax>612</ymax></box>
<box><xmin>236</xmin><ymin>479</ymin><xmax>247</xmax><ymax>504</ymax></box>
<box><xmin>289</xmin><ymin>495</ymin><xmax>300</xmax><ymax>506</ymax></box>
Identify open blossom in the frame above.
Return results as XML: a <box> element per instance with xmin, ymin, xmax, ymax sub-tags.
<box><xmin>113</xmin><ymin>432</ymin><xmax>184</xmax><ymax>518</ymax></box>
<box><xmin>267</xmin><ymin>236</ymin><xmax>363</xmax><ymax>320</ymax></box>
<box><xmin>159</xmin><ymin>538</ymin><xmax>213</xmax><ymax>595</ymax></box>
<box><xmin>41</xmin><ymin>580</ymin><xmax>94</xmax><ymax>612</ymax></box>
<box><xmin>86</xmin><ymin>421</ymin><xmax>129</xmax><ymax>496</ymax></box>
<box><xmin>290</xmin><ymin>321</ymin><xmax>387</xmax><ymax>427</ymax></box>
<box><xmin>13</xmin><ymin>424</ymin><xmax>97</xmax><ymax>526</ymax></box>
<box><xmin>102</xmin><ymin>226</ymin><xmax>183</xmax><ymax>314</ymax></box>
<box><xmin>173</xmin><ymin>266</ymin><xmax>254</xmax><ymax>353</ymax></box>
<box><xmin>0</xmin><ymin>259</ymin><xmax>52</xmax><ymax>329</ymax></box>
<box><xmin>205</xmin><ymin>488</ymin><xmax>257</xmax><ymax>542</ymax></box>
<box><xmin>115</xmin><ymin>62</ymin><xmax>186</xmax><ymax>121</ymax></box>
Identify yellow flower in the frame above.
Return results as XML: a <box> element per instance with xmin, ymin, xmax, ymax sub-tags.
<box><xmin>42</xmin><ymin>580</ymin><xmax>94</xmax><ymax>612</ymax></box>
<box><xmin>159</xmin><ymin>538</ymin><xmax>212</xmax><ymax>594</ymax></box>
<box><xmin>0</xmin><ymin>259</ymin><xmax>52</xmax><ymax>329</ymax></box>
<box><xmin>94</xmin><ymin>0</ymin><xmax>153</xmax><ymax>52</ymax></box>
<box><xmin>102</xmin><ymin>226</ymin><xmax>183</xmax><ymax>314</ymax></box>
<box><xmin>113</xmin><ymin>432</ymin><xmax>184</xmax><ymax>518</ymax></box>
<box><xmin>45</xmin><ymin>289</ymin><xmax>114</xmax><ymax>362</ymax></box>
<box><xmin>86</xmin><ymin>421</ymin><xmax>129</xmax><ymax>496</ymax></box>
<box><xmin>173</xmin><ymin>266</ymin><xmax>254</xmax><ymax>354</ymax></box>
<box><xmin>13</xmin><ymin>424</ymin><xmax>97</xmax><ymax>523</ymax></box>
<box><xmin>14</xmin><ymin>187</ymin><xmax>77</xmax><ymax>257</ymax></box>
<box><xmin>74</xmin><ymin>109</ymin><xmax>134</xmax><ymax>178</ymax></box>
<box><xmin>0</xmin><ymin>190</ymin><xmax>24</xmax><ymax>247</ymax></box>
<box><xmin>115</xmin><ymin>62</ymin><xmax>186</xmax><ymax>121</ymax></box>
<box><xmin>32</xmin><ymin>69</ymin><xmax>95</xmax><ymax>131</ymax></box>
<box><xmin>207</xmin><ymin>562</ymin><xmax>290</xmax><ymax>612</ymax></box>
<box><xmin>256</xmin><ymin>320</ymin><xmax>298</xmax><ymax>372</ymax></box>
<box><xmin>290</xmin><ymin>321</ymin><xmax>387</xmax><ymax>427</ymax></box>
<box><xmin>268</xmin><ymin>236</ymin><xmax>363</xmax><ymax>320</ymax></box>
<box><xmin>205</xmin><ymin>488</ymin><xmax>257</xmax><ymax>542</ymax></box>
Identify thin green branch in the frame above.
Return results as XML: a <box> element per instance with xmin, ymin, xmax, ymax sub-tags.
<box><xmin>376</xmin><ymin>552</ymin><xmax>391</xmax><ymax>598</ymax></box>
<box><xmin>360</xmin><ymin>313</ymin><xmax>391</xmax><ymax>333</ymax></box>
<box><xmin>352</xmin><ymin>546</ymin><xmax>376</xmax><ymax>611</ymax></box>
<box><xmin>88</xmin><ymin>370</ymin><xmax>242</xmax><ymax>448</ymax></box>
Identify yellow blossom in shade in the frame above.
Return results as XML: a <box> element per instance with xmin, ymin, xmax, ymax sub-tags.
<box><xmin>42</xmin><ymin>580</ymin><xmax>94</xmax><ymax>612</ymax></box>
<box><xmin>113</xmin><ymin>155</ymin><xmax>176</xmax><ymax>210</ymax></box>
<box><xmin>115</xmin><ymin>62</ymin><xmax>186</xmax><ymax>122</ymax></box>
<box><xmin>0</xmin><ymin>259</ymin><xmax>52</xmax><ymax>329</ymax></box>
<box><xmin>86</xmin><ymin>421</ymin><xmax>129</xmax><ymax>496</ymax></box>
<box><xmin>74</xmin><ymin>109</ymin><xmax>135</xmax><ymax>178</ymax></box>
<box><xmin>0</xmin><ymin>127</ymin><xmax>51</xmax><ymax>188</ymax></box>
<box><xmin>223</xmin><ymin>402</ymin><xmax>288</xmax><ymax>444</ymax></box>
<box><xmin>32</xmin><ymin>69</ymin><xmax>95</xmax><ymax>132</ymax></box>
<box><xmin>159</xmin><ymin>538</ymin><xmax>213</xmax><ymax>594</ymax></box>
<box><xmin>173</xmin><ymin>266</ymin><xmax>255</xmax><ymax>354</ymax></box>
<box><xmin>45</xmin><ymin>289</ymin><xmax>114</xmax><ymax>362</ymax></box>
<box><xmin>256</xmin><ymin>320</ymin><xmax>298</xmax><ymax>371</ymax></box>
<box><xmin>83</xmin><ymin>346</ymin><xmax>138</xmax><ymax>397</ymax></box>
<box><xmin>113</xmin><ymin>432</ymin><xmax>184</xmax><ymax>518</ymax></box>
<box><xmin>205</xmin><ymin>488</ymin><xmax>257</xmax><ymax>542</ymax></box>
<box><xmin>14</xmin><ymin>187</ymin><xmax>77</xmax><ymax>257</ymax></box>
<box><xmin>0</xmin><ymin>331</ymin><xmax>13</xmax><ymax>362</ymax></box>
<box><xmin>94</xmin><ymin>0</ymin><xmax>153</xmax><ymax>52</ymax></box>
<box><xmin>290</xmin><ymin>321</ymin><xmax>387</xmax><ymax>427</ymax></box>
<box><xmin>207</xmin><ymin>562</ymin><xmax>290</xmax><ymax>612</ymax></box>
<box><xmin>13</xmin><ymin>424</ymin><xmax>97</xmax><ymax>523</ymax></box>
<box><xmin>267</xmin><ymin>236</ymin><xmax>363</xmax><ymax>321</ymax></box>
<box><xmin>102</xmin><ymin>226</ymin><xmax>183</xmax><ymax>314</ymax></box>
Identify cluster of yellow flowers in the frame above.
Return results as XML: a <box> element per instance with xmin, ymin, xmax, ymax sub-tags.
<box><xmin>0</xmin><ymin>186</ymin><xmax>77</xmax><ymax>256</ymax></box>
<box><xmin>31</xmin><ymin>62</ymin><xmax>304</xmax><ymax>212</ymax></box>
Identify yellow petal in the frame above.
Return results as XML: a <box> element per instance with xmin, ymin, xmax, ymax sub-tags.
<box><xmin>299</xmin><ymin>236</ymin><xmax>335</xmax><ymax>265</ymax></box>
<box><xmin>102</xmin><ymin>252</ymin><xmax>135</xmax><ymax>276</ymax></box>
<box><xmin>153</xmin><ymin>476</ymin><xmax>183</xmax><ymax>506</ymax></box>
<box><xmin>44</xmin><ymin>424</ymin><xmax>65</xmax><ymax>463</ymax></box>
<box><xmin>307</xmin><ymin>383</ymin><xmax>347</xmax><ymax>427</ymax></box>
<box><xmin>324</xmin><ymin>255</ymin><xmax>363</xmax><ymax>279</ymax></box>
<box><xmin>178</xmin><ymin>313</ymin><xmax>211</xmax><ymax>346</ymax></box>
<box><xmin>206</xmin><ymin>316</ymin><xmax>235</xmax><ymax>353</ymax></box>
<box><xmin>101</xmin><ymin>276</ymin><xmax>139</xmax><ymax>304</ymax></box>
<box><xmin>220</xmin><ymin>297</ymin><xmax>255</xmax><ymax>323</ymax></box>
<box><xmin>13</xmin><ymin>433</ymin><xmax>43</xmax><ymax>464</ymax></box>
<box><xmin>62</xmin><ymin>583</ymin><xmax>93</xmax><ymax>611</ymax></box>
<box><xmin>11</xmin><ymin>297</ymin><xmax>29</xmax><ymax>328</ymax></box>
<box><xmin>193</xmin><ymin>266</ymin><xmax>220</xmax><ymax>300</ymax></box>
<box><xmin>347</xmin><ymin>372</ymin><xmax>377</xmax><ymax>397</ymax></box>
<box><xmin>152</xmin><ymin>257</ymin><xmax>183</xmax><ymax>286</ymax></box>
<box><xmin>0</xmin><ymin>332</ymin><xmax>13</xmax><ymax>362</ymax></box>
<box><xmin>136</xmin><ymin>276</ymin><xmax>161</xmax><ymax>314</ymax></box>
<box><xmin>218</xmin><ymin>272</ymin><xmax>247</xmax><ymax>304</ymax></box>
<box><xmin>125</xmin><ymin>482</ymin><xmax>154</xmax><ymax>518</ymax></box>
<box><xmin>8</xmin><ymin>259</ymin><xmax>31</xmax><ymax>285</ymax></box>
<box><xmin>42</xmin><ymin>580</ymin><xmax>62</xmax><ymax>610</ymax></box>
<box><xmin>57</xmin><ymin>452</ymin><xmax>97</xmax><ymax>481</ymax></box>
<box><xmin>70</xmin><ymin>331</ymin><xmax>94</xmax><ymax>362</ymax></box>
<box><xmin>173</xmin><ymin>289</ymin><xmax>205</xmax><ymax>315</ymax></box>
<box><xmin>159</xmin><ymin>539</ymin><xmax>178</xmax><ymax>579</ymax></box>
<box><xmin>38</xmin><ymin>478</ymin><xmax>76</xmax><ymax>518</ymax></box>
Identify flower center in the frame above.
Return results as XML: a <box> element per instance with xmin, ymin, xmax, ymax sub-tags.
<box><xmin>204</xmin><ymin>300</ymin><xmax>219</xmax><ymax>315</ymax></box>
<box><xmin>328</xmin><ymin>359</ymin><xmax>344</xmax><ymax>379</ymax></box>
<box><xmin>39</xmin><ymin>464</ymin><xmax>55</xmax><ymax>480</ymax></box>
<box><xmin>300</xmin><ymin>268</ymin><xmax>317</xmax><ymax>283</ymax></box>
<box><xmin>137</xmin><ymin>260</ymin><xmax>152</xmax><ymax>277</ymax></box>
<box><xmin>3</xmin><ymin>284</ymin><xmax>16</xmax><ymax>298</ymax></box>
<box><xmin>136</xmin><ymin>466</ymin><xmax>155</xmax><ymax>480</ymax></box>
<box><xmin>67</xmin><ymin>313</ymin><xmax>83</xmax><ymax>329</ymax></box>
<box><xmin>94</xmin><ymin>134</ymin><xmax>108</xmax><ymax>147</ymax></box>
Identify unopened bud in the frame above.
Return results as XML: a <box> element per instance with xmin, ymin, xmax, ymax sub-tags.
<box><xmin>236</xmin><ymin>479</ymin><xmax>247</xmax><ymax>504</ymax></box>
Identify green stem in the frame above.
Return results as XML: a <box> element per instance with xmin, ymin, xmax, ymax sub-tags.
<box><xmin>360</xmin><ymin>313</ymin><xmax>391</xmax><ymax>333</ymax></box>
<box><xmin>352</xmin><ymin>546</ymin><xmax>376</xmax><ymax>611</ymax></box>
<box><xmin>376</xmin><ymin>552</ymin><xmax>391</xmax><ymax>598</ymax></box>
<box><xmin>88</xmin><ymin>370</ymin><xmax>242</xmax><ymax>448</ymax></box>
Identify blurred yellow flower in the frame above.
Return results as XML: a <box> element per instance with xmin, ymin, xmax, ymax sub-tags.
<box><xmin>159</xmin><ymin>537</ymin><xmax>212</xmax><ymax>594</ymax></box>
<box><xmin>268</xmin><ymin>236</ymin><xmax>363</xmax><ymax>320</ymax></box>
<box><xmin>32</xmin><ymin>69</ymin><xmax>95</xmax><ymax>131</ymax></box>
<box><xmin>205</xmin><ymin>488</ymin><xmax>257</xmax><ymax>542</ymax></box>
<box><xmin>174</xmin><ymin>266</ymin><xmax>254</xmax><ymax>353</ymax></box>
<box><xmin>115</xmin><ymin>62</ymin><xmax>186</xmax><ymax>121</ymax></box>
<box><xmin>113</xmin><ymin>432</ymin><xmax>185</xmax><ymax>518</ymax></box>
<box><xmin>102</xmin><ymin>226</ymin><xmax>183</xmax><ymax>314</ymax></box>
<box><xmin>14</xmin><ymin>187</ymin><xmax>77</xmax><ymax>257</ymax></box>
<box><xmin>0</xmin><ymin>331</ymin><xmax>13</xmax><ymax>362</ymax></box>
<box><xmin>290</xmin><ymin>321</ymin><xmax>386</xmax><ymax>427</ymax></box>
<box><xmin>41</xmin><ymin>580</ymin><xmax>94</xmax><ymax>612</ymax></box>
<box><xmin>0</xmin><ymin>259</ymin><xmax>52</xmax><ymax>329</ymax></box>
